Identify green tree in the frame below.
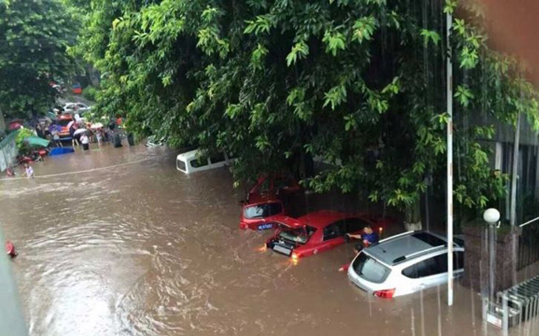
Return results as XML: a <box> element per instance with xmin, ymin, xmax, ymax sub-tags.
<box><xmin>78</xmin><ymin>0</ymin><xmax>539</xmax><ymax>223</ymax></box>
<box><xmin>0</xmin><ymin>0</ymin><xmax>77</xmax><ymax>119</ymax></box>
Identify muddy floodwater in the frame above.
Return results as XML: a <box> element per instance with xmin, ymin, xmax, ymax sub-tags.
<box><xmin>0</xmin><ymin>145</ymin><xmax>516</xmax><ymax>335</ymax></box>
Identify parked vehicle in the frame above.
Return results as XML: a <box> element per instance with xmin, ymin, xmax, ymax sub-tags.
<box><xmin>72</xmin><ymin>82</ymin><xmax>82</xmax><ymax>94</ymax></box>
<box><xmin>265</xmin><ymin>210</ymin><xmax>393</xmax><ymax>260</ymax></box>
<box><xmin>57</xmin><ymin>114</ymin><xmax>74</xmax><ymax>138</ymax></box>
<box><xmin>240</xmin><ymin>196</ymin><xmax>285</xmax><ymax>230</ymax></box>
<box><xmin>240</xmin><ymin>175</ymin><xmax>302</xmax><ymax>230</ymax></box>
<box><xmin>246</xmin><ymin>175</ymin><xmax>301</xmax><ymax>201</ymax></box>
<box><xmin>146</xmin><ymin>135</ymin><xmax>165</xmax><ymax>147</ymax></box>
<box><xmin>176</xmin><ymin>149</ymin><xmax>232</xmax><ymax>174</ymax></box>
<box><xmin>347</xmin><ymin>231</ymin><xmax>465</xmax><ymax>299</ymax></box>
<box><xmin>63</xmin><ymin>102</ymin><xmax>91</xmax><ymax>114</ymax></box>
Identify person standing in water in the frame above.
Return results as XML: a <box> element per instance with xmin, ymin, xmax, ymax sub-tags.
<box><xmin>22</xmin><ymin>163</ymin><xmax>34</xmax><ymax>179</ymax></box>
<box><xmin>80</xmin><ymin>133</ymin><xmax>90</xmax><ymax>151</ymax></box>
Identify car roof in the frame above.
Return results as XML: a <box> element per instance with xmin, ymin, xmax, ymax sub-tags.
<box><xmin>246</xmin><ymin>193</ymin><xmax>280</xmax><ymax>204</ymax></box>
<box><xmin>365</xmin><ymin>231</ymin><xmax>449</xmax><ymax>266</ymax></box>
<box><xmin>298</xmin><ymin>210</ymin><xmax>347</xmax><ymax>229</ymax></box>
<box><xmin>176</xmin><ymin>149</ymin><xmax>200</xmax><ymax>160</ymax></box>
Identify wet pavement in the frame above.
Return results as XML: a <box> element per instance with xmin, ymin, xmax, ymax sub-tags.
<box><xmin>0</xmin><ymin>144</ymin><xmax>523</xmax><ymax>335</ymax></box>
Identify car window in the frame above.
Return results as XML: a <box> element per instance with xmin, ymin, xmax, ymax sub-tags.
<box><xmin>274</xmin><ymin>176</ymin><xmax>293</xmax><ymax>190</ymax></box>
<box><xmin>209</xmin><ymin>152</ymin><xmax>225</xmax><ymax>164</ymax></box>
<box><xmin>402</xmin><ymin>252</ymin><xmax>463</xmax><ymax>279</ymax></box>
<box><xmin>190</xmin><ymin>157</ymin><xmax>208</xmax><ymax>168</ymax></box>
<box><xmin>454</xmin><ymin>251</ymin><xmax>465</xmax><ymax>270</ymax></box>
<box><xmin>323</xmin><ymin>221</ymin><xmax>346</xmax><ymax>241</ymax></box>
<box><xmin>345</xmin><ymin>218</ymin><xmax>370</xmax><ymax>233</ymax></box>
<box><xmin>243</xmin><ymin>202</ymin><xmax>283</xmax><ymax>219</ymax></box>
<box><xmin>353</xmin><ymin>252</ymin><xmax>391</xmax><ymax>284</ymax></box>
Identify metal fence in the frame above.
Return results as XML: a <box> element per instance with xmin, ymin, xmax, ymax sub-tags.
<box><xmin>518</xmin><ymin>218</ymin><xmax>539</xmax><ymax>271</ymax></box>
<box><xmin>0</xmin><ymin>131</ymin><xmax>18</xmax><ymax>172</ymax></box>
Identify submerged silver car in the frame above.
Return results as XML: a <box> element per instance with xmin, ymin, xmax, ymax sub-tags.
<box><xmin>347</xmin><ymin>231</ymin><xmax>464</xmax><ymax>298</ymax></box>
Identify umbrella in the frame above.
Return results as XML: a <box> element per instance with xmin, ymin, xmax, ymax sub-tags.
<box><xmin>9</xmin><ymin>120</ymin><xmax>23</xmax><ymax>131</ymax></box>
<box><xmin>66</xmin><ymin>120</ymin><xmax>75</xmax><ymax>129</ymax></box>
<box><xmin>24</xmin><ymin>136</ymin><xmax>50</xmax><ymax>148</ymax></box>
<box><xmin>49</xmin><ymin>124</ymin><xmax>61</xmax><ymax>133</ymax></box>
<box><xmin>90</xmin><ymin>123</ymin><xmax>103</xmax><ymax>129</ymax></box>
<box><xmin>73</xmin><ymin>128</ymin><xmax>88</xmax><ymax>136</ymax></box>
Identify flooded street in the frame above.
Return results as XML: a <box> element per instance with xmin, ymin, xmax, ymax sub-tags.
<box><xmin>0</xmin><ymin>146</ymin><xmax>512</xmax><ymax>336</ymax></box>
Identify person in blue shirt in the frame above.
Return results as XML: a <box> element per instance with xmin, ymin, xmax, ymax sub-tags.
<box><xmin>347</xmin><ymin>226</ymin><xmax>379</xmax><ymax>254</ymax></box>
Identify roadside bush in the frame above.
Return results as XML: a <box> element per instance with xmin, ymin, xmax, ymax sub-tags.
<box><xmin>15</xmin><ymin>128</ymin><xmax>35</xmax><ymax>155</ymax></box>
<box><xmin>83</xmin><ymin>86</ymin><xmax>98</xmax><ymax>101</ymax></box>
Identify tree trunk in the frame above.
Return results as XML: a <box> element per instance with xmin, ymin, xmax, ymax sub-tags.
<box><xmin>0</xmin><ymin>108</ymin><xmax>5</xmax><ymax>132</ymax></box>
<box><xmin>404</xmin><ymin>199</ymin><xmax>422</xmax><ymax>231</ymax></box>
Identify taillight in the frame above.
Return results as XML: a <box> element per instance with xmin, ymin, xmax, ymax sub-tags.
<box><xmin>374</xmin><ymin>289</ymin><xmax>395</xmax><ymax>299</ymax></box>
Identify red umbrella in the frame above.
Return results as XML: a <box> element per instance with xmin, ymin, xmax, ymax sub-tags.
<box><xmin>8</xmin><ymin>121</ymin><xmax>22</xmax><ymax>131</ymax></box>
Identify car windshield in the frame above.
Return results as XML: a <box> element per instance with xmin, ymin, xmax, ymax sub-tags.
<box><xmin>352</xmin><ymin>252</ymin><xmax>391</xmax><ymax>284</ymax></box>
<box><xmin>243</xmin><ymin>202</ymin><xmax>283</xmax><ymax>219</ymax></box>
<box><xmin>277</xmin><ymin>225</ymin><xmax>316</xmax><ymax>244</ymax></box>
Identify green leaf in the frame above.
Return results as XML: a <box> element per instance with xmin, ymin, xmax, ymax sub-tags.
<box><xmin>454</xmin><ymin>85</ymin><xmax>474</xmax><ymax>107</ymax></box>
<box><xmin>322</xmin><ymin>30</ymin><xmax>346</xmax><ymax>56</ymax></box>
<box><xmin>443</xmin><ymin>0</ymin><xmax>457</xmax><ymax>14</ymax></box>
<box><xmin>352</xmin><ymin>17</ymin><xmax>376</xmax><ymax>43</ymax></box>
<box><xmin>323</xmin><ymin>85</ymin><xmax>347</xmax><ymax>110</ymax></box>
<box><xmin>420</xmin><ymin>29</ymin><xmax>441</xmax><ymax>47</ymax></box>
<box><xmin>286</xmin><ymin>41</ymin><xmax>309</xmax><ymax>66</ymax></box>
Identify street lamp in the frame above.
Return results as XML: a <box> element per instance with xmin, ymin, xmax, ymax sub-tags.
<box><xmin>484</xmin><ymin>208</ymin><xmax>501</xmax><ymax>225</ymax></box>
<box><xmin>484</xmin><ymin>207</ymin><xmax>500</xmax><ymax>323</ymax></box>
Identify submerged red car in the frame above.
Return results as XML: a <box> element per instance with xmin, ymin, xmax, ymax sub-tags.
<box><xmin>265</xmin><ymin>210</ymin><xmax>394</xmax><ymax>260</ymax></box>
<box><xmin>239</xmin><ymin>175</ymin><xmax>302</xmax><ymax>230</ymax></box>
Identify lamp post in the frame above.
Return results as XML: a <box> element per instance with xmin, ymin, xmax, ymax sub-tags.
<box><xmin>483</xmin><ymin>208</ymin><xmax>500</xmax><ymax>304</ymax></box>
<box><xmin>446</xmin><ymin>7</ymin><xmax>454</xmax><ymax>307</ymax></box>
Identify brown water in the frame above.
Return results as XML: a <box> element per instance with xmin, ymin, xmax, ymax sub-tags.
<box><xmin>0</xmin><ymin>145</ymin><xmax>515</xmax><ymax>336</ymax></box>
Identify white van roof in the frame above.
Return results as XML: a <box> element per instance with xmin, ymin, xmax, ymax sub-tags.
<box><xmin>176</xmin><ymin>149</ymin><xmax>200</xmax><ymax>160</ymax></box>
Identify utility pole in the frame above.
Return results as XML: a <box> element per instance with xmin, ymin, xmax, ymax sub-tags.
<box><xmin>510</xmin><ymin>112</ymin><xmax>521</xmax><ymax>227</ymax></box>
<box><xmin>446</xmin><ymin>9</ymin><xmax>454</xmax><ymax>307</ymax></box>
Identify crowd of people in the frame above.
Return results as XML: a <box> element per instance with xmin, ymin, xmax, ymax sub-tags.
<box><xmin>34</xmin><ymin>110</ymin><xmax>123</xmax><ymax>152</ymax></box>
<box><xmin>7</xmin><ymin>110</ymin><xmax>126</xmax><ymax>179</ymax></box>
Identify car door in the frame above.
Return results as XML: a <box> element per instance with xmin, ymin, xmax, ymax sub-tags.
<box><xmin>401</xmin><ymin>250</ymin><xmax>465</xmax><ymax>292</ymax></box>
<box><xmin>317</xmin><ymin>220</ymin><xmax>347</xmax><ymax>252</ymax></box>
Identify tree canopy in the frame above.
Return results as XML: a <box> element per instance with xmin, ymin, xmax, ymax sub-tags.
<box><xmin>78</xmin><ymin>0</ymin><xmax>539</xmax><ymax>221</ymax></box>
<box><xmin>0</xmin><ymin>0</ymin><xmax>77</xmax><ymax>118</ymax></box>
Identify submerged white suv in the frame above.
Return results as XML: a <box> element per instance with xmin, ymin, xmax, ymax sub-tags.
<box><xmin>347</xmin><ymin>231</ymin><xmax>464</xmax><ymax>298</ymax></box>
